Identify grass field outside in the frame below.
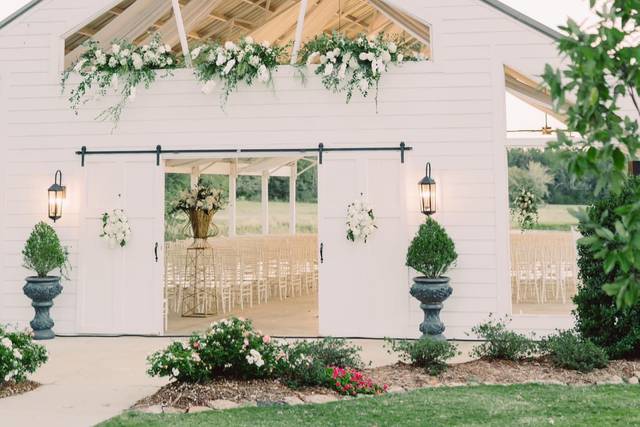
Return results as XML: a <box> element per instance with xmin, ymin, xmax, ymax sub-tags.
<box><xmin>101</xmin><ymin>384</ymin><xmax>640</xmax><ymax>427</ymax></box>
<box><xmin>166</xmin><ymin>201</ymin><xmax>318</xmax><ymax>240</ymax></box>
<box><xmin>511</xmin><ymin>204</ymin><xmax>584</xmax><ymax>231</ymax></box>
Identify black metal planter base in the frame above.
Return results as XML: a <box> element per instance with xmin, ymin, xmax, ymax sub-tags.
<box><xmin>410</xmin><ymin>277</ymin><xmax>452</xmax><ymax>341</ymax></box>
<box><xmin>23</xmin><ymin>277</ymin><xmax>62</xmax><ymax>340</ymax></box>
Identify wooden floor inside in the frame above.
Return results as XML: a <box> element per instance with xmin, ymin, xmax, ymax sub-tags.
<box><xmin>166</xmin><ymin>291</ymin><xmax>319</xmax><ymax>336</ymax></box>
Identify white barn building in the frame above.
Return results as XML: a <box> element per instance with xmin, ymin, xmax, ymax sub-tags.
<box><xmin>0</xmin><ymin>0</ymin><xmax>572</xmax><ymax>338</ymax></box>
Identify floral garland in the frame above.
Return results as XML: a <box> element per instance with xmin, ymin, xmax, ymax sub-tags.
<box><xmin>61</xmin><ymin>34</ymin><xmax>178</xmax><ymax>125</ymax></box>
<box><xmin>297</xmin><ymin>32</ymin><xmax>423</xmax><ymax>106</ymax></box>
<box><xmin>346</xmin><ymin>198</ymin><xmax>377</xmax><ymax>243</ymax></box>
<box><xmin>191</xmin><ymin>36</ymin><xmax>287</xmax><ymax>107</ymax></box>
<box><xmin>100</xmin><ymin>209</ymin><xmax>132</xmax><ymax>248</ymax></box>
<box><xmin>512</xmin><ymin>188</ymin><xmax>538</xmax><ymax>231</ymax></box>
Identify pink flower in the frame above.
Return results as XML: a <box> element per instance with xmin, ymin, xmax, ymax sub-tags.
<box><xmin>262</xmin><ymin>335</ymin><xmax>271</xmax><ymax>344</ymax></box>
<box><xmin>192</xmin><ymin>341</ymin><xmax>201</xmax><ymax>349</ymax></box>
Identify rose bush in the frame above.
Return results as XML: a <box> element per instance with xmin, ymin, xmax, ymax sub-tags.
<box><xmin>0</xmin><ymin>326</ymin><xmax>48</xmax><ymax>384</ymax></box>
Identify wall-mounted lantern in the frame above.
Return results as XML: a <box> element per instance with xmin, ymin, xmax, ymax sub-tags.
<box><xmin>418</xmin><ymin>162</ymin><xmax>436</xmax><ymax>216</ymax></box>
<box><xmin>48</xmin><ymin>170</ymin><xmax>66</xmax><ymax>222</ymax></box>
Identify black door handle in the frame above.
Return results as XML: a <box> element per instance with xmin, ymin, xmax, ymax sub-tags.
<box><xmin>320</xmin><ymin>242</ymin><xmax>324</xmax><ymax>264</ymax></box>
<box><xmin>154</xmin><ymin>242</ymin><xmax>159</xmax><ymax>262</ymax></box>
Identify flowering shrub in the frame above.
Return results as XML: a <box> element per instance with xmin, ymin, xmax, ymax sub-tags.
<box><xmin>512</xmin><ymin>188</ymin><xmax>538</xmax><ymax>231</ymax></box>
<box><xmin>100</xmin><ymin>209</ymin><xmax>131</xmax><ymax>248</ymax></box>
<box><xmin>0</xmin><ymin>326</ymin><xmax>48</xmax><ymax>383</ymax></box>
<box><xmin>192</xmin><ymin>36</ymin><xmax>287</xmax><ymax>107</ymax></box>
<box><xmin>147</xmin><ymin>318</ymin><xmax>281</xmax><ymax>382</ymax></box>
<box><xmin>469</xmin><ymin>315</ymin><xmax>536</xmax><ymax>361</ymax></box>
<box><xmin>298</xmin><ymin>32</ymin><xmax>422</xmax><ymax>106</ymax></box>
<box><xmin>346</xmin><ymin>198</ymin><xmax>377</xmax><ymax>243</ymax></box>
<box><xmin>61</xmin><ymin>34</ymin><xmax>178</xmax><ymax>124</ymax></box>
<box><xmin>325</xmin><ymin>367</ymin><xmax>387</xmax><ymax>396</ymax></box>
<box><xmin>275</xmin><ymin>337</ymin><xmax>364</xmax><ymax>387</ymax></box>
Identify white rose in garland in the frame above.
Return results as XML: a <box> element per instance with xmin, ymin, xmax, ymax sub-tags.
<box><xmin>346</xmin><ymin>198</ymin><xmax>377</xmax><ymax>243</ymax></box>
<box><xmin>61</xmin><ymin>34</ymin><xmax>178</xmax><ymax>126</ymax></box>
<box><xmin>191</xmin><ymin>37</ymin><xmax>286</xmax><ymax>107</ymax></box>
<box><xmin>298</xmin><ymin>32</ymin><xmax>424</xmax><ymax>108</ymax></box>
<box><xmin>100</xmin><ymin>209</ymin><xmax>132</xmax><ymax>248</ymax></box>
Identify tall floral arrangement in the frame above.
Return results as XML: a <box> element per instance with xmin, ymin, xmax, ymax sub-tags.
<box><xmin>61</xmin><ymin>34</ymin><xmax>178</xmax><ymax>125</ymax></box>
<box><xmin>191</xmin><ymin>36</ymin><xmax>287</xmax><ymax>107</ymax></box>
<box><xmin>298</xmin><ymin>32</ymin><xmax>423</xmax><ymax>106</ymax></box>
<box><xmin>512</xmin><ymin>188</ymin><xmax>538</xmax><ymax>231</ymax></box>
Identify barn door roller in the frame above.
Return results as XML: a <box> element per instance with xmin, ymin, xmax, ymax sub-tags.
<box><xmin>76</xmin><ymin>142</ymin><xmax>412</xmax><ymax>166</ymax></box>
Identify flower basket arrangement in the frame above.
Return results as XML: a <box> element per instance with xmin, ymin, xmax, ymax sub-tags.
<box><xmin>100</xmin><ymin>209</ymin><xmax>131</xmax><ymax>248</ymax></box>
<box><xmin>172</xmin><ymin>183</ymin><xmax>225</xmax><ymax>246</ymax></box>
<box><xmin>346</xmin><ymin>198</ymin><xmax>377</xmax><ymax>243</ymax></box>
<box><xmin>512</xmin><ymin>188</ymin><xmax>538</xmax><ymax>231</ymax></box>
<box><xmin>191</xmin><ymin>36</ymin><xmax>287</xmax><ymax>107</ymax></box>
<box><xmin>61</xmin><ymin>34</ymin><xmax>178</xmax><ymax>125</ymax></box>
<box><xmin>297</xmin><ymin>32</ymin><xmax>423</xmax><ymax>106</ymax></box>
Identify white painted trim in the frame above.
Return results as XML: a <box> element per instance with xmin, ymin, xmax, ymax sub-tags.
<box><xmin>290</xmin><ymin>0</ymin><xmax>308</xmax><ymax>64</ymax></box>
<box><xmin>289</xmin><ymin>162</ymin><xmax>297</xmax><ymax>234</ymax></box>
<box><xmin>491</xmin><ymin>49</ymin><xmax>511</xmax><ymax>317</ymax></box>
<box><xmin>171</xmin><ymin>0</ymin><xmax>192</xmax><ymax>67</ymax></box>
<box><xmin>229</xmin><ymin>160</ymin><xmax>237</xmax><ymax>237</ymax></box>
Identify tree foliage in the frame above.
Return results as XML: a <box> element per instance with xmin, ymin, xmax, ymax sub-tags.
<box><xmin>542</xmin><ymin>0</ymin><xmax>640</xmax><ymax>308</ymax></box>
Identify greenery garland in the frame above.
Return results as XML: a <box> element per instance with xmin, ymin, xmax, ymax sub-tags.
<box><xmin>61</xmin><ymin>34</ymin><xmax>179</xmax><ymax>125</ymax></box>
<box><xmin>61</xmin><ymin>32</ymin><xmax>426</xmax><ymax>120</ymax></box>
<box><xmin>191</xmin><ymin>36</ymin><xmax>287</xmax><ymax>107</ymax></box>
<box><xmin>297</xmin><ymin>32</ymin><xmax>424</xmax><ymax>106</ymax></box>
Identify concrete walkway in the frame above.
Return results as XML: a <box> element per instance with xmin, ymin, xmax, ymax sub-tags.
<box><xmin>0</xmin><ymin>337</ymin><xmax>474</xmax><ymax>427</ymax></box>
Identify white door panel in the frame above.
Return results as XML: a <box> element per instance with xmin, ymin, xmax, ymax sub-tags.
<box><xmin>318</xmin><ymin>153</ymin><xmax>410</xmax><ymax>337</ymax></box>
<box><xmin>79</xmin><ymin>157</ymin><xmax>163</xmax><ymax>334</ymax></box>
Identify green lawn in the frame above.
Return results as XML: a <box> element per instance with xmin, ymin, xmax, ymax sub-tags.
<box><xmin>511</xmin><ymin>204</ymin><xmax>584</xmax><ymax>231</ymax></box>
<box><xmin>101</xmin><ymin>384</ymin><xmax>640</xmax><ymax>427</ymax></box>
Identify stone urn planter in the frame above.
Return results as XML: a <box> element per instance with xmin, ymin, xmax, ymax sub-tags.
<box><xmin>23</xmin><ymin>276</ymin><xmax>63</xmax><ymax>340</ymax></box>
<box><xmin>410</xmin><ymin>277</ymin><xmax>452</xmax><ymax>341</ymax></box>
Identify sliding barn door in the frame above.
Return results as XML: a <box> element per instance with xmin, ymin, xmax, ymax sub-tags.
<box><xmin>318</xmin><ymin>153</ymin><xmax>409</xmax><ymax>337</ymax></box>
<box><xmin>78</xmin><ymin>157</ymin><xmax>164</xmax><ymax>334</ymax></box>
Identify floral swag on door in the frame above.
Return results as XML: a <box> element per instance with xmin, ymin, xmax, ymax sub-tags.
<box><xmin>346</xmin><ymin>197</ymin><xmax>377</xmax><ymax>243</ymax></box>
<box><xmin>100</xmin><ymin>209</ymin><xmax>132</xmax><ymax>248</ymax></box>
<box><xmin>62</xmin><ymin>32</ymin><xmax>424</xmax><ymax>124</ymax></box>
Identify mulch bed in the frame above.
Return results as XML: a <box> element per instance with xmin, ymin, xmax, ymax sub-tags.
<box><xmin>367</xmin><ymin>358</ymin><xmax>640</xmax><ymax>388</ymax></box>
<box><xmin>134</xmin><ymin>358</ymin><xmax>640</xmax><ymax>412</ymax></box>
<box><xmin>0</xmin><ymin>380</ymin><xmax>40</xmax><ymax>399</ymax></box>
<box><xmin>134</xmin><ymin>378</ymin><xmax>332</xmax><ymax>410</ymax></box>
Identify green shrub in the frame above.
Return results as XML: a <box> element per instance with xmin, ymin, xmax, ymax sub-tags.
<box><xmin>539</xmin><ymin>330</ymin><xmax>609</xmax><ymax>373</ymax></box>
<box><xmin>406</xmin><ymin>218</ymin><xmax>457</xmax><ymax>278</ymax></box>
<box><xmin>470</xmin><ymin>316</ymin><xmax>536</xmax><ymax>361</ymax></box>
<box><xmin>0</xmin><ymin>325</ymin><xmax>48</xmax><ymax>383</ymax></box>
<box><xmin>574</xmin><ymin>176</ymin><xmax>640</xmax><ymax>359</ymax></box>
<box><xmin>274</xmin><ymin>337</ymin><xmax>364</xmax><ymax>387</ymax></box>
<box><xmin>385</xmin><ymin>337</ymin><xmax>459</xmax><ymax>375</ymax></box>
<box><xmin>22</xmin><ymin>222</ymin><xmax>69</xmax><ymax>278</ymax></box>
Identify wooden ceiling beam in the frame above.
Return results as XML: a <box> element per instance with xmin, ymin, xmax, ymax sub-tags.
<box><xmin>140</xmin><ymin>0</ymin><xmax>224</xmax><ymax>48</ymax></box>
<box><xmin>248</xmin><ymin>0</ymin><xmax>301</xmax><ymax>42</ymax></box>
<box><xmin>65</xmin><ymin>0</ymin><xmax>173</xmax><ymax>67</ymax></box>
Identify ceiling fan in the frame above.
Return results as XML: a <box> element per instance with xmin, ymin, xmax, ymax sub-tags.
<box><xmin>507</xmin><ymin>113</ymin><xmax>563</xmax><ymax>135</ymax></box>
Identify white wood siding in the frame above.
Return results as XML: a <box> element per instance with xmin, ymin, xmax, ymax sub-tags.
<box><xmin>0</xmin><ymin>0</ymin><xmax>567</xmax><ymax>337</ymax></box>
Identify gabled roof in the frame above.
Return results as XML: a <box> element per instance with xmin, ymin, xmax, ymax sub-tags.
<box><xmin>0</xmin><ymin>0</ymin><xmax>42</xmax><ymax>31</ymax></box>
<box><xmin>0</xmin><ymin>0</ymin><xmax>562</xmax><ymax>41</ymax></box>
<box><xmin>478</xmin><ymin>0</ymin><xmax>562</xmax><ymax>40</ymax></box>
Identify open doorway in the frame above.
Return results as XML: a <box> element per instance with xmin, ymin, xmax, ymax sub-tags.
<box><xmin>163</xmin><ymin>156</ymin><xmax>319</xmax><ymax>336</ymax></box>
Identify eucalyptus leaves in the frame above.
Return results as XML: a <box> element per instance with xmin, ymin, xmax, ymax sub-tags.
<box><xmin>61</xmin><ymin>34</ymin><xmax>178</xmax><ymax>125</ymax></box>
<box><xmin>61</xmin><ymin>32</ymin><xmax>425</xmax><ymax>123</ymax></box>
<box><xmin>191</xmin><ymin>36</ymin><xmax>286</xmax><ymax>106</ymax></box>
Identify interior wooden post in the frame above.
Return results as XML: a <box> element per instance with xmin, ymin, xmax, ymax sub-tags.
<box><xmin>290</xmin><ymin>0</ymin><xmax>308</xmax><ymax>64</ymax></box>
<box><xmin>190</xmin><ymin>165</ymin><xmax>200</xmax><ymax>188</ymax></box>
<box><xmin>262</xmin><ymin>170</ymin><xmax>270</xmax><ymax>235</ymax></box>
<box><xmin>289</xmin><ymin>162</ymin><xmax>297</xmax><ymax>234</ymax></box>
<box><xmin>229</xmin><ymin>160</ymin><xmax>238</xmax><ymax>237</ymax></box>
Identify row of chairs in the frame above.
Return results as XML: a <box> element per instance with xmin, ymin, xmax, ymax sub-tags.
<box><xmin>165</xmin><ymin>235</ymin><xmax>318</xmax><ymax>316</ymax></box>
<box><xmin>510</xmin><ymin>230</ymin><xmax>579</xmax><ymax>305</ymax></box>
